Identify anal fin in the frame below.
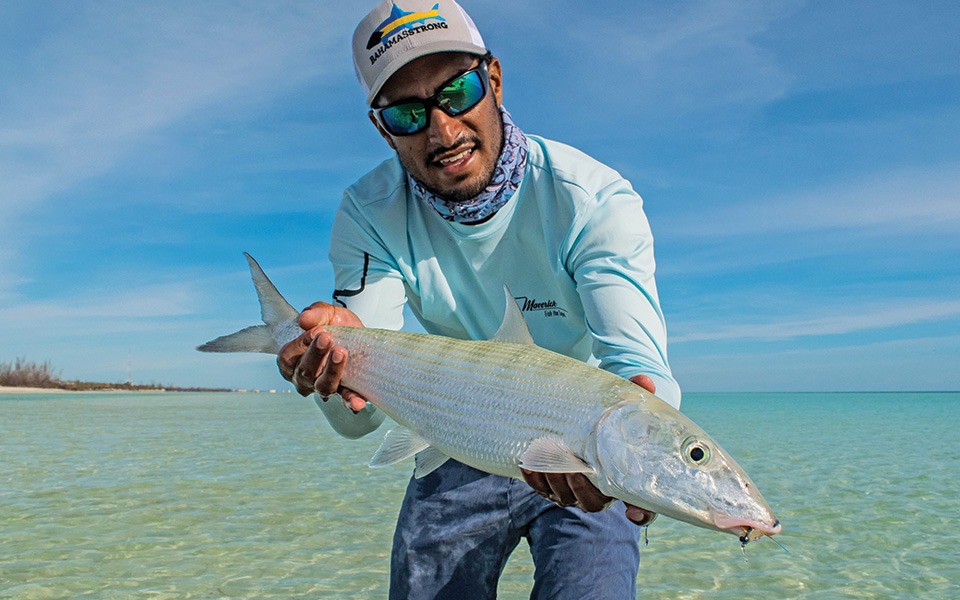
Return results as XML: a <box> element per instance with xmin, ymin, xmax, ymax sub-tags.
<box><xmin>370</xmin><ymin>427</ymin><xmax>430</xmax><ymax>468</ymax></box>
<box><xmin>414</xmin><ymin>447</ymin><xmax>450</xmax><ymax>478</ymax></box>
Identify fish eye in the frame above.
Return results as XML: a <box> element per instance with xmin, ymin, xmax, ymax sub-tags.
<box><xmin>681</xmin><ymin>437</ymin><xmax>712</xmax><ymax>467</ymax></box>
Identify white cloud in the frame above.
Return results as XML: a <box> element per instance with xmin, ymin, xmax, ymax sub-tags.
<box><xmin>663</xmin><ymin>164</ymin><xmax>960</xmax><ymax>239</ymax></box>
<box><xmin>671</xmin><ymin>298</ymin><xmax>960</xmax><ymax>343</ymax></box>
<box><xmin>672</xmin><ymin>333</ymin><xmax>960</xmax><ymax>391</ymax></box>
<box><xmin>0</xmin><ymin>1</ymin><xmax>358</xmax><ymax>297</ymax></box>
<box><xmin>1</xmin><ymin>282</ymin><xmax>199</xmax><ymax>323</ymax></box>
<box><xmin>572</xmin><ymin>0</ymin><xmax>800</xmax><ymax>117</ymax></box>
<box><xmin>1</xmin><ymin>2</ymin><xmax>351</xmax><ymax>208</ymax></box>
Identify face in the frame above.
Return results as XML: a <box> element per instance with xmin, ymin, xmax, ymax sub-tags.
<box><xmin>369</xmin><ymin>52</ymin><xmax>504</xmax><ymax>203</ymax></box>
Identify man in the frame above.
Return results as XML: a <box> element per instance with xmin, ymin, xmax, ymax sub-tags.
<box><xmin>278</xmin><ymin>1</ymin><xmax>681</xmax><ymax>597</ymax></box>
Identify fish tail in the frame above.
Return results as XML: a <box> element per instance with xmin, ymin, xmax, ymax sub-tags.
<box><xmin>196</xmin><ymin>253</ymin><xmax>299</xmax><ymax>354</ymax></box>
<box><xmin>196</xmin><ymin>325</ymin><xmax>279</xmax><ymax>354</ymax></box>
<box><xmin>243</xmin><ymin>252</ymin><xmax>299</xmax><ymax>328</ymax></box>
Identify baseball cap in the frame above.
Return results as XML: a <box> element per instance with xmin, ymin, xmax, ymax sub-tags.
<box><xmin>353</xmin><ymin>0</ymin><xmax>487</xmax><ymax>105</ymax></box>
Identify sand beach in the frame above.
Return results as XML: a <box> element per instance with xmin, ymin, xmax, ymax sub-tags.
<box><xmin>0</xmin><ymin>385</ymin><xmax>77</xmax><ymax>394</ymax></box>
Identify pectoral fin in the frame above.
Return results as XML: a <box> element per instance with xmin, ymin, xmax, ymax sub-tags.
<box><xmin>369</xmin><ymin>427</ymin><xmax>430</xmax><ymax>468</ymax></box>
<box><xmin>519</xmin><ymin>437</ymin><xmax>596</xmax><ymax>475</ymax></box>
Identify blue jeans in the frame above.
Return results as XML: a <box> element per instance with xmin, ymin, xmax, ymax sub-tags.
<box><xmin>389</xmin><ymin>460</ymin><xmax>642</xmax><ymax>600</ymax></box>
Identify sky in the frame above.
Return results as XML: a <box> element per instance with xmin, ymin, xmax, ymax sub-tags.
<box><xmin>1</xmin><ymin>0</ymin><xmax>958</xmax><ymax>393</ymax></box>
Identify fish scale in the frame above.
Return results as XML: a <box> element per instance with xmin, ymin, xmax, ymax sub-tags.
<box><xmin>326</xmin><ymin>325</ymin><xmax>615</xmax><ymax>478</ymax></box>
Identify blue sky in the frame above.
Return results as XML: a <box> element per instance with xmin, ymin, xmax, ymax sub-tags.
<box><xmin>2</xmin><ymin>0</ymin><xmax>958</xmax><ymax>393</ymax></box>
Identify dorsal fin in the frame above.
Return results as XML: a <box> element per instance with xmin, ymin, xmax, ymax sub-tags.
<box><xmin>491</xmin><ymin>285</ymin><xmax>536</xmax><ymax>345</ymax></box>
<box><xmin>244</xmin><ymin>252</ymin><xmax>300</xmax><ymax>327</ymax></box>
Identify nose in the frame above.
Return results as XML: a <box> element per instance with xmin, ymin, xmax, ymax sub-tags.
<box><xmin>427</xmin><ymin>106</ymin><xmax>464</xmax><ymax>147</ymax></box>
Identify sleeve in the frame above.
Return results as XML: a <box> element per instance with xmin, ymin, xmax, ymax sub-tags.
<box><xmin>329</xmin><ymin>191</ymin><xmax>407</xmax><ymax>329</ymax></box>
<box><xmin>318</xmin><ymin>191</ymin><xmax>408</xmax><ymax>438</ymax></box>
<box><xmin>565</xmin><ymin>180</ymin><xmax>682</xmax><ymax>408</ymax></box>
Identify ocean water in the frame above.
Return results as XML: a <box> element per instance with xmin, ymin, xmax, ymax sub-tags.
<box><xmin>1</xmin><ymin>391</ymin><xmax>957</xmax><ymax>599</ymax></box>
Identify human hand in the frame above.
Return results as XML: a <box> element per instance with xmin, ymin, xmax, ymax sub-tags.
<box><xmin>519</xmin><ymin>373</ymin><xmax>659</xmax><ymax>526</ymax></box>
<box><xmin>276</xmin><ymin>302</ymin><xmax>368</xmax><ymax>411</ymax></box>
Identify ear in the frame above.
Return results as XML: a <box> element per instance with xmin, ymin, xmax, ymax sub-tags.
<box><xmin>487</xmin><ymin>57</ymin><xmax>504</xmax><ymax>107</ymax></box>
<box><xmin>368</xmin><ymin>110</ymin><xmax>397</xmax><ymax>150</ymax></box>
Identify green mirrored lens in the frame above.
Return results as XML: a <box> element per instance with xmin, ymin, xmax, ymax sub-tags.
<box><xmin>382</xmin><ymin>102</ymin><xmax>427</xmax><ymax>134</ymax></box>
<box><xmin>377</xmin><ymin>66</ymin><xmax>487</xmax><ymax>135</ymax></box>
<box><xmin>437</xmin><ymin>71</ymin><xmax>485</xmax><ymax>114</ymax></box>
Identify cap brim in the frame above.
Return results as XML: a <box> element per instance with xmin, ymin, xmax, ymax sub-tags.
<box><xmin>365</xmin><ymin>41</ymin><xmax>488</xmax><ymax>105</ymax></box>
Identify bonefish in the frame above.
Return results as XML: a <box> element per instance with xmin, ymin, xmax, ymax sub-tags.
<box><xmin>198</xmin><ymin>254</ymin><xmax>781</xmax><ymax>543</ymax></box>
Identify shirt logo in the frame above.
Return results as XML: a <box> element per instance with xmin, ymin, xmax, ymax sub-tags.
<box><xmin>367</xmin><ymin>3</ymin><xmax>448</xmax><ymax>63</ymax></box>
<box><xmin>515</xmin><ymin>296</ymin><xmax>568</xmax><ymax>319</ymax></box>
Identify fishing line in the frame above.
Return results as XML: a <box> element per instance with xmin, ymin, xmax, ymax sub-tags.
<box><xmin>768</xmin><ymin>534</ymin><xmax>790</xmax><ymax>554</ymax></box>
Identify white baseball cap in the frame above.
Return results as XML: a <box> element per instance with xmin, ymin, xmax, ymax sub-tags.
<box><xmin>353</xmin><ymin>0</ymin><xmax>487</xmax><ymax>105</ymax></box>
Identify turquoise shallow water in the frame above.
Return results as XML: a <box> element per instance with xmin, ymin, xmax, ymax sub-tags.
<box><xmin>1</xmin><ymin>391</ymin><xmax>957</xmax><ymax>599</ymax></box>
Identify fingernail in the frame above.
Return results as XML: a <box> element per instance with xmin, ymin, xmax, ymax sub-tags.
<box><xmin>331</xmin><ymin>348</ymin><xmax>344</xmax><ymax>364</ymax></box>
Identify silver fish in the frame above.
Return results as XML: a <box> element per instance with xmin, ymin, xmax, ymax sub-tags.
<box><xmin>199</xmin><ymin>254</ymin><xmax>781</xmax><ymax>542</ymax></box>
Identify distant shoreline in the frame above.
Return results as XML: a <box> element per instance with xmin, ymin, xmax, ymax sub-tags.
<box><xmin>1</xmin><ymin>385</ymin><xmax>68</xmax><ymax>394</ymax></box>
<box><xmin>2</xmin><ymin>359</ymin><xmax>235</xmax><ymax>394</ymax></box>
<box><xmin>0</xmin><ymin>385</ymin><xmax>171</xmax><ymax>394</ymax></box>
<box><xmin>0</xmin><ymin>385</ymin><xmax>238</xmax><ymax>394</ymax></box>
<box><xmin>0</xmin><ymin>385</ymin><xmax>290</xmax><ymax>394</ymax></box>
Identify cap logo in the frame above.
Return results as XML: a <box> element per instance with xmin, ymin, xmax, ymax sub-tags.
<box><xmin>367</xmin><ymin>2</ymin><xmax>448</xmax><ymax>63</ymax></box>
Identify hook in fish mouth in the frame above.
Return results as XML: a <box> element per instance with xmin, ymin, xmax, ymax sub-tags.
<box><xmin>737</xmin><ymin>518</ymin><xmax>782</xmax><ymax>544</ymax></box>
<box><xmin>713</xmin><ymin>511</ymin><xmax>781</xmax><ymax>541</ymax></box>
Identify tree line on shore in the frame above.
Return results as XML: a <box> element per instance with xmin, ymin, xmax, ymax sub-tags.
<box><xmin>0</xmin><ymin>357</ymin><xmax>231</xmax><ymax>392</ymax></box>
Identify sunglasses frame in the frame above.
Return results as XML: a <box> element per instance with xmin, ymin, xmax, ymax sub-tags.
<box><xmin>372</xmin><ymin>54</ymin><xmax>493</xmax><ymax>137</ymax></box>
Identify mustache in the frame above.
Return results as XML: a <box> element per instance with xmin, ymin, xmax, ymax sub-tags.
<box><xmin>426</xmin><ymin>136</ymin><xmax>483</xmax><ymax>165</ymax></box>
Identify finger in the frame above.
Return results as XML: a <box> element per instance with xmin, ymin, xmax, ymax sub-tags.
<box><xmin>521</xmin><ymin>468</ymin><xmax>549</xmax><ymax>494</ymax></box>
<box><xmin>567</xmin><ymin>473</ymin><xmax>614</xmax><ymax>512</ymax></box>
<box><xmin>340</xmin><ymin>388</ymin><xmax>368</xmax><ymax>412</ymax></box>
<box><xmin>629</xmin><ymin>374</ymin><xmax>656</xmax><ymax>394</ymax></box>
<box><xmin>291</xmin><ymin>329</ymin><xmax>332</xmax><ymax>396</ymax></box>
<box><xmin>522</xmin><ymin>469</ymin><xmax>562</xmax><ymax>504</ymax></box>
<box><xmin>314</xmin><ymin>344</ymin><xmax>346</xmax><ymax>399</ymax></box>
<box><xmin>624</xmin><ymin>504</ymin><xmax>658</xmax><ymax>526</ymax></box>
<box><xmin>299</xmin><ymin>302</ymin><xmax>365</xmax><ymax>330</ymax></box>
<box><xmin>544</xmin><ymin>473</ymin><xmax>578</xmax><ymax>507</ymax></box>
<box><xmin>299</xmin><ymin>302</ymin><xmax>336</xmax><ymax>330</ymax></box>
<box><xmin>277</xmin><ymin>330</ymin><xmax>314</xmax><ymax>382</ymax></box>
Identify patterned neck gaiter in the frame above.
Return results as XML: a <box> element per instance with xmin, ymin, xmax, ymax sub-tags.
<box><xmin>409</xmin><ymin>107</ymin><xmax>528</xmax><ymax>224</ymax></box>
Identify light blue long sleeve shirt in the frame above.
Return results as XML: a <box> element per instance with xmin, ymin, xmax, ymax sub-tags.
<box><xmin>323</xmin><ymin>135</ymin><xmax>680</xmax><ymax>436</ymax></box>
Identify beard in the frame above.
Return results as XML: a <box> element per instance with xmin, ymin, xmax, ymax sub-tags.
<box><xmin>401</xmin><ymin>111</ymin><xmax>505</xmax><ymax>203</ymax></box>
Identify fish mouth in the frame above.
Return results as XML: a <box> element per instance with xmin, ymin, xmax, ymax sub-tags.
<box><xmin>713</xmin><ymin>513</ymin><xmax>781</xmax><ymax>542</ymax></box>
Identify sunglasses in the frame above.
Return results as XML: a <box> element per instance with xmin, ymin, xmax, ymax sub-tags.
<box><xmin>373</xmin><ymin>60</ymin><xmax>490</xmax><ymax>136</ymax></box>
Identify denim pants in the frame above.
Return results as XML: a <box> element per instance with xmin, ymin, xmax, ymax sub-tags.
<box><xmin>389</xmin><ymin>459</ymin><xmax>642</xmax><ymax>600</ymax></box>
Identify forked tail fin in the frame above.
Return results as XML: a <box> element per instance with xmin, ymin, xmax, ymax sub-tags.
<box><xmin>242</xmin><ymin>252</ymin><xmax>299</xmax><ymax>327</ymax></box>
<box><xmin>196</xmin><ymin>324</ymin><xmax>278</xmax><ymax>353</ymax></box>
<box><xmin>196</xmin><ymin>253</ymin><xmax>300</xmax><ymax>354</ymax></box>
